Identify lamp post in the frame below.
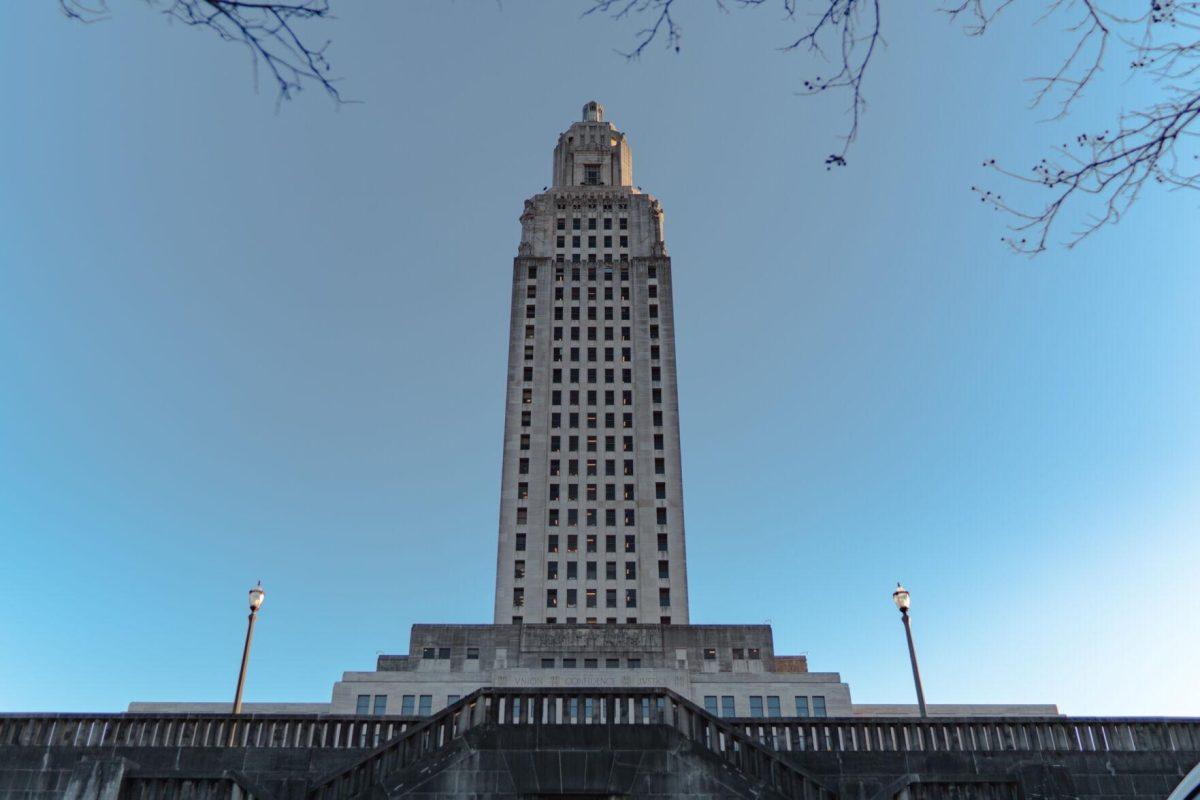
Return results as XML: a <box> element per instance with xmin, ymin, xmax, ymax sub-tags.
<box><xmin>892</xmin><ymin>582</ymin><xmax>928</xmax><ymax>718</ymax></box>
<box><xmin>232</xmin><ymin>581</ymin><xmax>265</xmax><ymax>715</ymax></box>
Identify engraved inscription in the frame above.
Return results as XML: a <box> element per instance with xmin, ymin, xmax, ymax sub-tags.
<box><xmin>521</xmin><ymin>626</ymin><xmax>663</xmax><ymax>653</ymax></box>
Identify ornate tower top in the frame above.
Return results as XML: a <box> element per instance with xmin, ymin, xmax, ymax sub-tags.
<box><xmin>582</xmin><ymin>100</ymin><xmax>604</xmax><ymax>121</ymax></box>
<box><xmin>552</xmin><ymin>101</ymin><xmax>634</xmax><ymax>189</ymax></box>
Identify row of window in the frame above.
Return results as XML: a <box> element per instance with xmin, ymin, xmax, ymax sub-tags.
<box><xmin>556</xmin><ymin>216</ymin><xmax>627</xmax><ymax>231</ymax></box>
<box><xmin>523</xmin><ymin>412</ymin><xmax>665</xmax><ymax>431</ymax></box>
<box><xmin>355</xmin><ymin>694</ymin><xmax>389</xmax><ymax>715</ymax></box>
<box><xmin>535</xmin><ymin>264</ymin><xmax>658</xmax><ymax>281</ymax></box>
<box><xmin>703</xmin><ymin>647</ymin><xmax>761</xmax><ymax>660</ymax></box>
<box><xmin>531</xmin><ymin>482</ymin><xmax>667</xmax><ymax>501</ymax></box>
<box><xmin>523</xmin><ymin>325</ymin><xmax>663</xmax><ymax>343</ymax></box>
<box><xmin>557</xmin><ymin>234</ymin><xmax>629</xmax><ymax>250</ymax></box>
<box><xmin>541</xmin><ymin>507</ymin><xmax>671</xmax><ymax>526</ymax></box>
<box><xmin>358</xmin><ymin>692</ymin><xmax>828</xmax><ymax>719</ymax></box>
<box><xmin>354</xmin><ymin>694</ymin><xmax>453</xmax><ymax>717</ymax></box>
<box><xmin>514</xmin><ymin>586</ymin><xmax>671</xmax><ymax>609</ymax></box>
<box><xmin>532</xmin><ymin>285</ymin><xmax>657</xmax><ymax>303</ymax></box>
<box><xmin>540</xmin><ymin>657</ymin><xmax>640</xmax><ymax>668</ymax></box>
<box><xmin>539</xmin><ymin>345</ymin><xmax>661</xmax><ymax>364</ymax></box>
<box><xmin>512</xmin><ymin>531</ymin><xmax>671</xmax><ymax>553</ymax></box>
<box><xmin>516</xmin><ymin>559</ymin><xmax>670</xmax><ymax>580</ymax></box>
<box><xmin>703</xmin><ymin>695</ymin><xmax>828</xmax><ymax>718</ymax></box>
<box><xmin>548</xmin><ymin>368</ymin><xmax>652</xmax><ymax>384</ymax></box>
<box><xmin>420</xmin><ymin>646</ymin><xmax>476</xmax><ymax>660</ymax></box>
<box><xmin>547</xmin><ymin>304</ymin><xmax>633</xmax><ymax>321</ymax></box>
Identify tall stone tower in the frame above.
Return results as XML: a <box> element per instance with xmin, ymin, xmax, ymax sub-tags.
<box><xmin>493</xmin><ymin>101</ymin><xmax>690</xmax><ymax>625</ymax></box>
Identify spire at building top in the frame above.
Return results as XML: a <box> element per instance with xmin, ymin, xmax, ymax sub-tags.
<box><xmin>552</xmin><ymin>103</ymin><xmax>633</xmax><ymax>189</ymax></box>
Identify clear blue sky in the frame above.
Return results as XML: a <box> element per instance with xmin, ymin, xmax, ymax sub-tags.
<box><xmin>1</xmin><ymin>3</ymin><xmax>1197</xmax><ymax>716</ymax></box>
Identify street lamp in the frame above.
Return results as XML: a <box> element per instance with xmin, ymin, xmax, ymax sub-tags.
<box><xmin>232</xmin><ymin>581</ymin><xmax>265</xmax><ymax>715</ymax></box>
<box><xmin>892</xmin><ymin>582</ymin><xmax>928</xmax><ymax>718</ymax></box>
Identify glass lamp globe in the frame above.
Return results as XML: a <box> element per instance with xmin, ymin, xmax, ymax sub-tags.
<box><xmin>248</xmin><ymin>581</ymin><xmax>266</xmax><ymax>611</ymax></box>
<box><xmin>892</xmin><ymin>583</ymin><xmax>911</xmax><ymax>612</ymax></box>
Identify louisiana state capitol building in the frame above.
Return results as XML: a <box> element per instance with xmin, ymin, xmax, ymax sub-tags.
<box><xmin>495</xmin><ymin>100</ymin><xmax>689</xmax><ymax>627</ymax></box>
<box><xmin>130</xmin><ymin>104</ymin><xmax>1057</xmax><ymax>722</ymax></box>
<box><xmin>34</xmin><ymin>103</ymin><xmax>1196</xmax><ymax>800</ymax></box>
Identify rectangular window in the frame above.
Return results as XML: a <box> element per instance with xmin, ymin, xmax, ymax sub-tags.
<box><xmin>467</xmin><ymin>647</ymin><xmax>479</xmax><ymax>660</ymax></box>
<box><xmin>547</xmin><ymin>561</ymin><xmax>559</xmax><ymax>580</ymax></box>
<box><xmin>447</xmin><ymin>694</ymin><xmax>460</xmax><ymax>706</ymax></box>
<box><xmin>656</xmin><ymin>507</ymin><xmax>667</xmax><ymax>525</ymax></box>
<box><xmin>584</xmin><ymin>658</ymin><xmax>597</xmax><ymax>668</ymax></box>
<box><xmin>655</xmin><ymin>482</ymin><xmax>666</xmax><ymax>500</ymax></box>
<box><xmin>548</xmin><ymin>534</ymin><xmax>559</xmax><ymax>552</ymax></box>
<box><xmin>586</xmin><ymin>588</ymin><xmax>597</xmax><ymax>607</ymax></box>
<box><xmin>658</xmin><ymin>560</ymin><xmax>669</xmax><ymax>580</ymax></box>
<box><xmin>605</xmin><ymin>534</ymin><xmax>616</xmax><ymax>553</ymax></box>
<box><xmin>418</xmin><ymin>695</ymin><xmax>432</xmax><ymax>716</ymax></box>
<box><xmin>567</xmin><ymin>561</ymin><xmax>578</xmax><ymax>579</ymax></box>
<box><xmin>605</xmin><ymin>589</ymin><xmax>617</xmax><ymax>608</ymax></box>
<box><xmin>513</xmin><ymin>588</ymin><xmax>524</xmax><ymax>607</ymax></box>
<box><xmin>515</xmin><ymin>533</ymin><xmax>526</xmax><ymax>551</ymax></box>
<box><xmin>624</xmin><ymin>560</ymin><xmax>638</xmax><ymax>580</ymax></box>
<box><xmin>627</xmin><ymin>658</ymin><xmax>641</xmax><ymax>668</ymax></box>
<box><xmin>541</xmin><ymin>657</ymin><xmax>555</xmax><ymax>668</ymax></box>
<box><xmin>624</xmin><ymin>534</ymin><xmax>636</xmax><ymax>552</ymax></box>
<box><xmin>703</xmin><ymin>648</ymin><xmax>717</xmax><ymax>660</ymax></box>
<box><xmin>563</xmin><ymin>658</ymin><xmax>577</xmax><ymax>668</ymax></box>
<box><xmin>654</xmin><ymin>458</ymin><xmax>665</xmax><ymax>475</ymax></box>
<box><xmin>606</xmin><ymin>561</ymin><xmax>617</xmax><ymax>580</ymax></box>
<box><xmin>721</xmin><ymin>696</ymin><xmax>736</xmax><ymax>718</ymax></box>
<box><xmin>794</xmin><ymin>696</ymin><xmax>810</xmax><ymax>717</ymax></box>
<box><xmin>356</xmin><ymin>694</ymin><xmax>370</xmax><ymax>715</ymax></box>
<box><xmin>657</xmin><ymin>533</ymin><xmax>668</xmax><ymax>552</ymax></box>
<box><xmin>704</xmin><ymin>696</ymin><xmax>719</xmax><ymax>714</ymax></box>
<box><xmin>748</xmin><ymin>648</ymin><xmax>761</xmax><ymax>660</ymax></box>
<box><xmin>749</xmin><ymin>696</ymin><xmax>764</xmax><ymax>717</ymax></box>
<box><xmin>767</xmin><ymin>696</ymin><xmax>782</xmax><ymax>717</ymax></box>
<box><xmin>514</xmin><ymin>560</ymin><xmax>525</xmax><ymax>579</ymax></box>
<box><xmin>566</xmin><ymin>588</ymin><xmax>577</xmax><ymax>606</ymax></box>
<box><xmin>659</xmin><ymin>588</ymin><xmax>670</xmax><ymax>607</ymax></box>
<box><xmin>586</xmin><ymin>561</ymin><xmax>597</xmax><ymax>580</ymax></box>
<box><xmin>733</xmin><ymin>648</ymin><xmax>745</xmax><ymax>659</ymax></box>
<box><xmin>401</xmin><ymin>695</ymin><xmax>415</xmax><ymax>715</ymax></box>
<box><xmin>625</xmin><ymin>588</ymin><xmax>637</xmax><ymax>607</ymax></box>
<box><xmin>813</xmin><ymin>696</ymin><xmax>827</xmax><ymax>717</ymax></box>
<box><xmin>373</xmin><ymin>695</ymin><xmax>388</xmax><ymax>715</ymax></box>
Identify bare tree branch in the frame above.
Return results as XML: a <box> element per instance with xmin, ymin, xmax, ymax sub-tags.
<box><xmin>587</xmin><ymin>0</ymin><xmax>1200</xmax><ymax>254</ymax></box>
<box><xmin>62</xmin><ymin>0</ymin><xmax>346</xmax><ymax>106</ymax></box>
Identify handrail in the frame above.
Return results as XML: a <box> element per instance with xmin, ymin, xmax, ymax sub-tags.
<box><xmin>0</xmin><ymin>714</ymin><xmax>422</xmax><ymax>750</ymax></box>
<box><xmin>726</xmin><ymin>716</ymin><xmax>1200</xmax><ymax>754</ymax></box>
<box><xmin>3</xmin><ymin>708</ymin><xmax>1196</xmax><ymax>756</ymax></box>
<box><xmin>305</xmin><ymin>688</ymin><xmax>836</xmax><ymax>800</ymax></box>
